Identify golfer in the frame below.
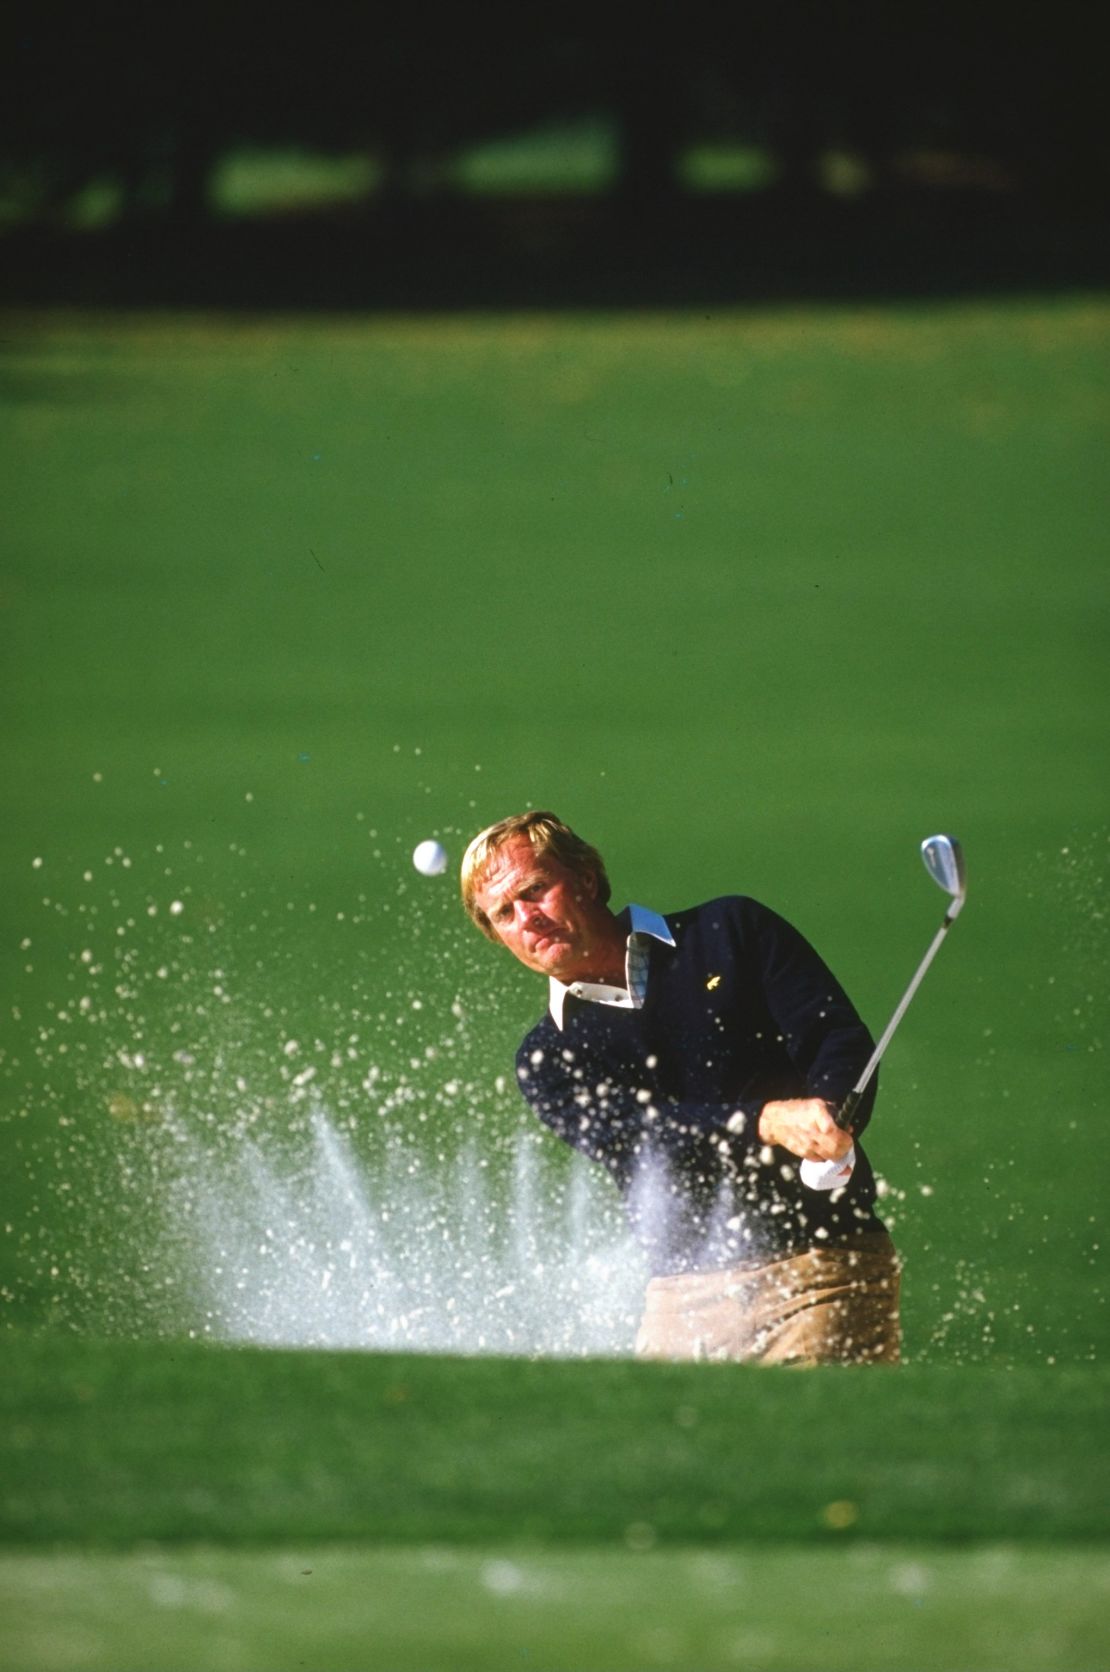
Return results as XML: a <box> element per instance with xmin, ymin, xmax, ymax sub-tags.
<box><xmin>461</xmin><ymin>811</ymin><xmax>900</xmax><ymax>1366</ymax></box>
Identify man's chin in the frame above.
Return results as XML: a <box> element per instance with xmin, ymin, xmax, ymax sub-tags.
<box><xmin>530</xmin><ymin>940</ymin><xmax>575</xmax><ymax>978</ymax></box>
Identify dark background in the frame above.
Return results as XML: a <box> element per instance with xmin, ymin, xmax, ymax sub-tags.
<box><xmin>2</xmin><ymin>5</ymin><xmax>1106</xmax><ymax>308</ymax></box>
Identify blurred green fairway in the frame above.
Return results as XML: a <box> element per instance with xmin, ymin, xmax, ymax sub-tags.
<box><xmin>5</xmin><ymin>1542</ymin><xmax>1107</xmax><ymax>1672</ymax></box>
<box><xmin>1</xmin><ymin>1338</ymin><xmax>1108</xmax><ymax>1670</ymax></box>
<box><xmin>1</xmin><ymin>299</ymin><xmax>1108</xmax><ymax>1668</ymax></box>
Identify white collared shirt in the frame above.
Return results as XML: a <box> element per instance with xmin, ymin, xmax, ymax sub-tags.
<box><xmin>548</xmin><ymin>904</ymin><xmax>676</xmax><ymax>1030</ymax></box>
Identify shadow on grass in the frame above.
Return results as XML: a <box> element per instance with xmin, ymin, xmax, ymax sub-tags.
<box><xmin>2</xmin><ymin>189</ymin><xmax>1107</xmax><ymax>312</ymax></box>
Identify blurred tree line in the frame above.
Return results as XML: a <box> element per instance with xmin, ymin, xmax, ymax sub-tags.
<box><xmin>1</xmin><ymin>4</ymin><xmax>1103</xmax><ymax>228</ymax></box>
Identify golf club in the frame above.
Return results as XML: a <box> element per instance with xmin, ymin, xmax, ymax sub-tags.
<box><xmin>799</xmin><ymin>834</ymin><xmax>967</xmax><ymax>1192</ymax></box>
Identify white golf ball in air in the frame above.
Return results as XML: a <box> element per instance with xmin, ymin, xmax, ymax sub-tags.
<box><xmin>412</xmin><ymin>839</ymin><xmax>449</xmax><ymax>877</ymax></box>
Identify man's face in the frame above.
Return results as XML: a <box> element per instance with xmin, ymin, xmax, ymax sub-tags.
<box><xmin>474</xmin><ymin>837</ymin><xmax>613</xmax><ymax>983</ymax></box>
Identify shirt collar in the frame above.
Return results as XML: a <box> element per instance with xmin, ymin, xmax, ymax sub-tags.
<box><xmin>547</xmin><ymin>904</ymin><xmax>676</xmax><ymax>1030</ymax></box>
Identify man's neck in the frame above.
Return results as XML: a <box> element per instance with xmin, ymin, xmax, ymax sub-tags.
<box><xmin>561</xmin><ymin>912</ymin><xmax>628</xmax><ymax>988</ymax></box>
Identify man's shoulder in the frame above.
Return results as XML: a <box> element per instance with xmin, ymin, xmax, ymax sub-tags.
<box><xmin>661</xmin><ymin>897</ymin><xmax>789</xmax><ymax>975</ymax></box>
<box><xmin>665</xmin><ymin>895</ymin><xmax>766</xmax><ymax>934</ymax></box>
<box><xmin>516</xmin><ymin>1011</ymin><xmax>560</xmax><ymax>1064</ymax></box>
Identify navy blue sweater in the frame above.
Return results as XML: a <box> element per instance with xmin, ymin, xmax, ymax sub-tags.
<box><xmin>515</xmin><ymin>897</ymin><xmax>887</xmax><ymax>1275</ymax></box>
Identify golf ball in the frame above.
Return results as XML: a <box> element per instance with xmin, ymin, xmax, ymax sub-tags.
<box><xmin>412</xmin><ymin>839</ymin><xmax>449</xmax><ymax>877</ymax></box>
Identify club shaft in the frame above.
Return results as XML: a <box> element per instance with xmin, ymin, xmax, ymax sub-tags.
<box><xmin>848</xmin><ymin>909</ymin><xmax>957</xmax><ymax>1107</ymax></box>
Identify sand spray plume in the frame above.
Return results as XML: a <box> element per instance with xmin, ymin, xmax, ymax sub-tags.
<box><xmin>1</xmin><ymin>826</ymin><xmax>657</xmax><ymax>1354</ymax></box>
<box><xmin>147</xmin><ymin>1100</ymin><xmax>648</xmax><ymax>1356</ymax></box>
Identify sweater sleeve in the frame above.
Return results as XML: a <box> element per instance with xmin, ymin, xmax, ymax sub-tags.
<box><xmin>515</xmin><ymin>1029</ymin><xmax>766</xmax><ymax>1182</ymax></box>
<box><xmin>743</xmin><ymin>898</ymin><xmax>878</xmax><ymax>1133</ymax></box>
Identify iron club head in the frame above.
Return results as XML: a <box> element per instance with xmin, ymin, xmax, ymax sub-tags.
<box><xmin>921</xmin><ymin>834</ymin><xmax>966</xmax><ymax>916</ymax></box>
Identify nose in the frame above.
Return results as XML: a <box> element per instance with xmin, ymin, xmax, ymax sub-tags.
<box><xmin>514</xmin><ymin>897</ymin><xmax>543</xmax><ymax>928</ymax></box>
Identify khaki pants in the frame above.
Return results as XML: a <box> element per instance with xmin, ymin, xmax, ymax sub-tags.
<box><xmin>635</xmin><ymin>1232</ymin><xmax>901</xmax><ymax>1366</ymax></box>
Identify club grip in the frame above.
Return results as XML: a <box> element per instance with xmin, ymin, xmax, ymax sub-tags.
<box><xmin>836</xmin><ymin>1089</ymin><xmax>863</xmax><ymax>1131</ymax></box>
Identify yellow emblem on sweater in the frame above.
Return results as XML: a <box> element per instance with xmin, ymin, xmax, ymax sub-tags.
<box><xmin>706</xmin><ymin>974</ymin><xmax>721</xmax><ymax>990</ymax></box>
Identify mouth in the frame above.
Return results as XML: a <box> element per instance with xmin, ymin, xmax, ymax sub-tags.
<box><xmin>529</xmin><ymin>932</ymin><xmax>564</xmax><ymax>954</ymax></box>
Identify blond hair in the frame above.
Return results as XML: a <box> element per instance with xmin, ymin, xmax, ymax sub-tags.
<box><xmin>460</xmin><ymin>811</ymin><xmax>611</xmax><ymax>940</ymax></box>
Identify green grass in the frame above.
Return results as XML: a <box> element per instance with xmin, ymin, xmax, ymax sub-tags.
<box><xmin>3</xmin><ymin>1334</ymin><xmax>1108</xmax><ymax>1670</ymax></box>
<box><xmin>4</xmin><ymin>1544</ymin><xmax>1109</xmax><ymax>1672</ymax></box>
<box><xmin>1</xmin><ymin>300</ymin><xmax>1107</xmax><ymax>1668</ymax></box>
<box><xmin>3</xmin><ymin>1337</ymin><xmax>1107</xmax><ymax>1548</ymax></box>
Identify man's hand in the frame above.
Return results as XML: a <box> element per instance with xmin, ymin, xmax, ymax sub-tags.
<box><xmin>758</xmin><ymin>1098</ymin><xmax>852</xmax><ymax>1162</ymax></box>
